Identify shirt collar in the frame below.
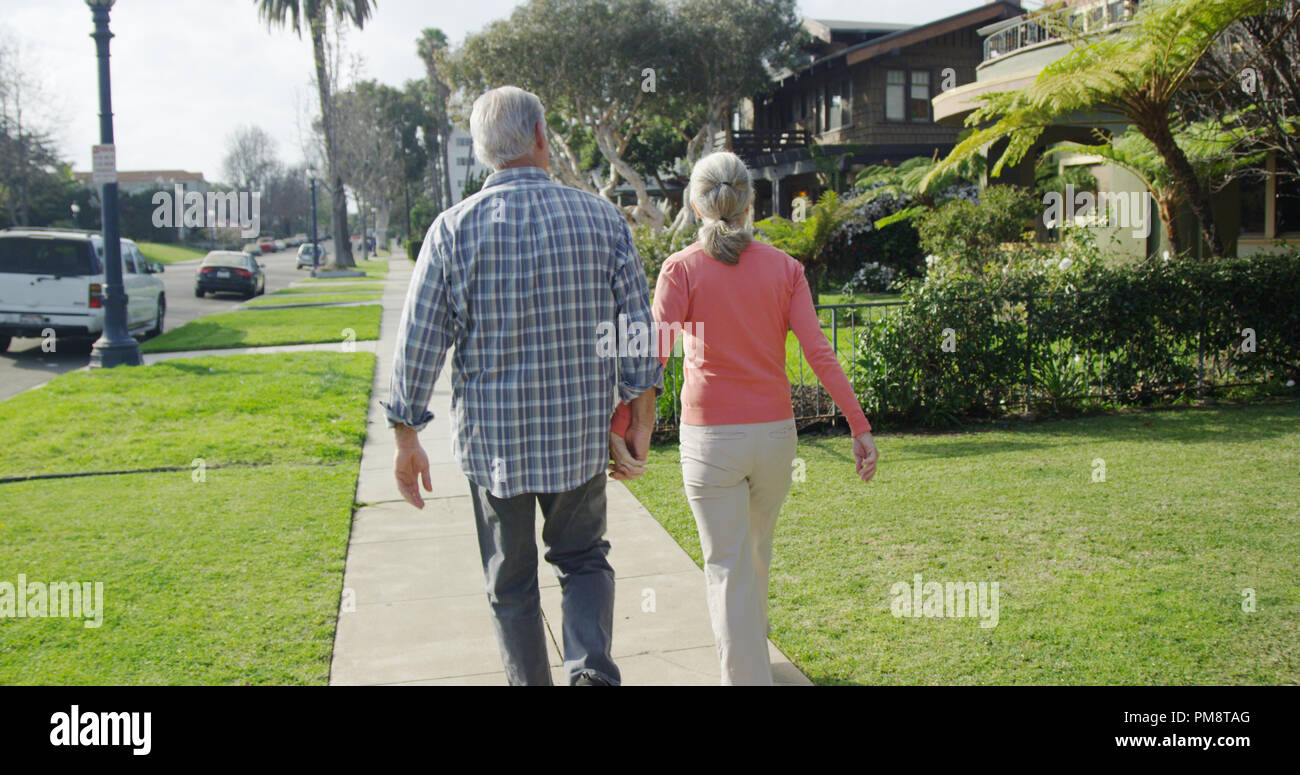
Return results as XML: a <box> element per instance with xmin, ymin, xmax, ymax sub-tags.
<box><xmin>483</xmin><ymin>166</ymin><xmax>551</xmax><ymax>189</ymax></box>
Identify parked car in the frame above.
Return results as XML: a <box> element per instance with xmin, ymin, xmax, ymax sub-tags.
<box><xmin>296</xmin><ymin>243</ymin><xmax>328</xmax><ymax>269</ymax></box>
<box><xmin>257</xmin><ymin>237</ymin><xmax>275</xmax><ymax>254</ymax></box>
<box><xmin>195</xmin><ymin>250</ymin><xmax>266</xmax><ymax>299</ymax></box>
<box><xmin>273</xmin><ymin>239</ymin><xmax>286</xmax><ymax>251</ymax></box>
<box><xmin>0</xmin><ymin>227</ymin><xmax>165</xmax><ymax>351</ymax></box>
<box><xmin>286</xmin><ymin>234</ymin><xmax>307</xmax><ymax>247</ymax></box>
<box><xmin>241</xmin><ymin>242</ymin><xmax>262</xmax><ymax>255</ymax></box>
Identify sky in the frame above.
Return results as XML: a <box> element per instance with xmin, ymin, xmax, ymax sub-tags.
<box><xmin>4</xmin><ymin>0</ymin><xmax>1023</xmax><ymax>183</ymax></box>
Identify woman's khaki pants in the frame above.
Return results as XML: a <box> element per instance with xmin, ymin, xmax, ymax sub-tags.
<box><xmin>679</xmin><ymin>419</ymin><xmax>797</xmax><ymax>685</ymax></box>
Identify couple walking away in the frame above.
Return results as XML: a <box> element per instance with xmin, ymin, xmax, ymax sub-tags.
<box><xmin>385</xmin><ymin>86</ymin><xmax>878</xmax><ymax>686</ymax></box>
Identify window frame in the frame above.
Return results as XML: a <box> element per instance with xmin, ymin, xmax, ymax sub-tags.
<box><xmin>908</xmin><ymin>69</ymin><xmax>932</xmax><ymax>123</ymax></box>
<box><xmin>885</xmin><ymin>69</ymin><xmax>906</xmax><ymax>122</ymax></box>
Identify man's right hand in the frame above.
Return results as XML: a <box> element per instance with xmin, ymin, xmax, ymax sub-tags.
<box><xmin>394</xmin><ymin>425</ymin><xmax>433</xmax><ymax>508</ymax></box>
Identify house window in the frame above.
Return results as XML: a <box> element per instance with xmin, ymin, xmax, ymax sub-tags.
<box><xmin>839</xmin><ymin>78</ymin><xmax>853</xmax><ymax>128</ymax></box>
<box><xmin>909</xmin><ymin>71</ymin><xmax>931</xmax><ymax>122</ymax></box>
<box><xmin>456</xmin><ymin>137</ymin><xmax>472</xmax><ymax>147</ymax></box>
<box><xmin>886</xmin><ymin>70</ymin><xmax>905</xmax><ymax>121</ymax></box>
<box><xmin>1240</xmin><ymin>175</ymin><xmax>1268</xmax><ymax>234</ymax></box>
<box><xmin>1279</xmin><ymin>178</ymin><xmax>1300</xmax><ymax>234</ymax></box>
<box><xmin>827</xmin><ymin>79</ymin><xmax>851</xmax><ymax>131</ymax></box>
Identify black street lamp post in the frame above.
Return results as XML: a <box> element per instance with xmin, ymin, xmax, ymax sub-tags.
<box><xmin>307</xmin><ymin>165</ymin><xmax>320</xmax><ymax>278</ymax></box>
<box><xmin>87</xmin><ymin>0</ymin><xmax>141</xmax><ymax>368</ymax></box>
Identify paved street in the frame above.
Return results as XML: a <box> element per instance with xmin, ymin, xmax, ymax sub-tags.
<box><xmin>0</xmin><ymin>241</ymin><xmax>339</xmax><ymax>401</ymax></box>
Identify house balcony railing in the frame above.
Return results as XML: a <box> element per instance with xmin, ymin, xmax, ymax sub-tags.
<box><xmin>715</xmin><ymin>129</ymin><xmax>812</xmax><ymax>165</ymax></box>
<box><xmin>983</xmin><ymin>0</ymin><xmax>1140</xmax><ymax>62</ymax></box>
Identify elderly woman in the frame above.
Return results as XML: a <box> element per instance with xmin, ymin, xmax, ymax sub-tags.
<box><xmin>610</xmin><ymin>151</ymin><xmax>878</xmax><ymax>685</ymax></box>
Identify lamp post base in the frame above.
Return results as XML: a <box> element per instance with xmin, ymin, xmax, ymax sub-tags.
<box><xmin>89</xmin><ymin>334</ymin><xmax>143</xmax><ymax>368</ymax></box>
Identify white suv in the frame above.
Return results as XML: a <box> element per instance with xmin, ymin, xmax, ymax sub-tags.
<box><xmin>0</xmin><ymin>228</ymin><xmax>166</xmax><ymax>352</ymax></box>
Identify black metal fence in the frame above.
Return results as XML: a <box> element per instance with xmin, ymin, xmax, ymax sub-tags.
<box><xmin>655</xmin><ymin>300</ymin><xmax>903</xmax><ymax>431</ymax></box>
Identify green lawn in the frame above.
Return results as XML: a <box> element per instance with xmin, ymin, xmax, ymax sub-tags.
<box><xmin>0</xmin><ymin>351</ymin><xmax>373</xmax><ymax>684</ymax></box>
<box><xmin>137</xmin><ymin>242</ymin><xmax>208</xmax><ymax>265</ymax></box>
<box><xmin>274</xmin><ymin>284</ymin><xmax>385</xmax><ymax>295</ymax></box>
<box><xmin>141</xmin><ymin>305</ymin><xmax>381</xmax><ymax>353</ymax></box>
<box><xmin>785</xmin><ymin>328</ymin><xmax>857</xmax><ymax>382</ymax></box>
<box><xmin>244</xmin><ymin>292</ymin><xmax>381</xmax><ymax>308</ymax></box>
<box><xmin>624</xmin><ymin>401</ymin><xmax>1300</xmax><ymax>684</ymax></box>
<box><xmin>0</xmin><ymin>351</ymin><xmax>373</xmax><ymax>477</ymax></box>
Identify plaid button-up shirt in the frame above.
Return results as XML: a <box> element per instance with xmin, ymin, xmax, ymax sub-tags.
<box><xmin>384</xmin><ymin>166</ymin><xmax>662</xmax><ymax>498</ymax></box>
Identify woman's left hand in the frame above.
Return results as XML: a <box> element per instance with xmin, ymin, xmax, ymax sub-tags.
<box><xmin>853</xmin><ymin>432</ymin><xmax>879</xmax><ymax>483</ymax></box>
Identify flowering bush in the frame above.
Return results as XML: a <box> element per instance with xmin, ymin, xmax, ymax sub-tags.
<box><xmin>841</xmin><ymin>262</ymin><xmax>899</xmax><ymax>294</ymax></box>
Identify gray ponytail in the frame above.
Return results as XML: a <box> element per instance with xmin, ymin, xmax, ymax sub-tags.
<box><xmin>689</xmin><ymin>151</ymin><xmax>754</xmax><ymax>265</ymax></box>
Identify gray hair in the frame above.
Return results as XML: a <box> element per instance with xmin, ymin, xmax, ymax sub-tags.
<box><xmin>689</xmin><ymin>152</ymin><xmax>753</xmax><ymax>265</ymax></box>
<box><xmin>470</xmin><ymin>86</ymin><xmax>546</xmax><ymax>170</ymax></box>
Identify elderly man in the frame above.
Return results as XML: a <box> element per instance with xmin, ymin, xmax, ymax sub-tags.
<box><xmin>384</xmin><ymin>86</ymin><xmax>661</xmax><ymax>687</ymax></box>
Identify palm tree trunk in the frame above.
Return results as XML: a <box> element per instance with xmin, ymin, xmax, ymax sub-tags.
<box><xmin>440</xmin><ymin>128</ymin><xmax>454</xmax><ymax>208</ymax></box>
<box><xmin>1141</xmin><ymin>119</ymin><xmax>1224</xmax><ymax>258</ymax></box>
<box><xmin>309</xmin><ymin>8</ymin><xmax>354</xmax><ymax>267</ymax></box>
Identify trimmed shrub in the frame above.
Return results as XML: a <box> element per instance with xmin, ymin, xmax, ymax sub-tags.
<box><xmin>853</xmin><ymin>248</ymin><xmax>1300</xmax><ymax>426</ymax></box>
<box><xmin>916</xmin><ymin>184</ymin><xmax>1040</xmax><ymax>276</ymax></box>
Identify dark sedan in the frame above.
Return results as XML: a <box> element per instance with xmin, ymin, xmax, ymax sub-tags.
<box><xmin>195</xmin><ymin>251</ymin><xmax>266</xmax><ymax>299</ymax></box>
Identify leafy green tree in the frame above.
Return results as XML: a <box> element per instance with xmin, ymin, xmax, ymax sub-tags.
<box><xmin>443</xmin><ymin>0</ymin><xmax>801</xmax><ymax>232</ymax></box>
<box><xmin>1175</xmin><ymin>0</ymin><xmax>1300</xmax><ymax>187</ymax></box>
<box><xmin>662</xmin><ymin>0</ymin><xmax>802</xmax><ymax>231</ymax></box>
<box><xmin>442</xmin><ymin>0</ymin><xmax>674</xmax><ymax>228</ymax></box>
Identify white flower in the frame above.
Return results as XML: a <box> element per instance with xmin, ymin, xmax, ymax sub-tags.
<box><xmin>1058</xmin><ymin>257</ymin><xmax>1073</xmax><ymax>271</ymax></box>
<box><xmin>1288</xmin><ymin>379</ymin><xmax>1296</xmax><ymax>388</ymax></box>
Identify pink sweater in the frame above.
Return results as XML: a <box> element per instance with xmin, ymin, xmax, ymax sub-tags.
<box><xmin>611</xmin><ymin>239</ymin><xmax>870</xmax><ymax>437</ymax></box>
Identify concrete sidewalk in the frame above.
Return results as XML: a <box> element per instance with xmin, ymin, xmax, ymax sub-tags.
<box><xmin>328</xmin><ymin>257</ymin><xmax>811</xmax><ymax>686</ymax></box>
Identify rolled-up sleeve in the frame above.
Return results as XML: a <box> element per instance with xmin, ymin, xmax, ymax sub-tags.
<box><xmin>610</xmin><ymin>222</ymin><xmax>663</xmax><ymax>403</ymax></box>
<box><xmin>383</xmin><ymin>224</ymin><xmax>457</xmax><ymax>431</ymax></box>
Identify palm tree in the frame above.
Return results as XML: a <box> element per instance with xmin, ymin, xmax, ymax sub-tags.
<box><xmin>256</xmin><ymin>0</ymin><xmax>376</xmax><ymax>267</ymax></box>
<box><xmin>416</xmin><ymin>28</ymin><xmax>454</xmax><ymax>214</ymax></box>
<box><xmin>925</xmin><ymin>0</ymin><xmax>1278</xmax><ymax>258</ymax></box>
